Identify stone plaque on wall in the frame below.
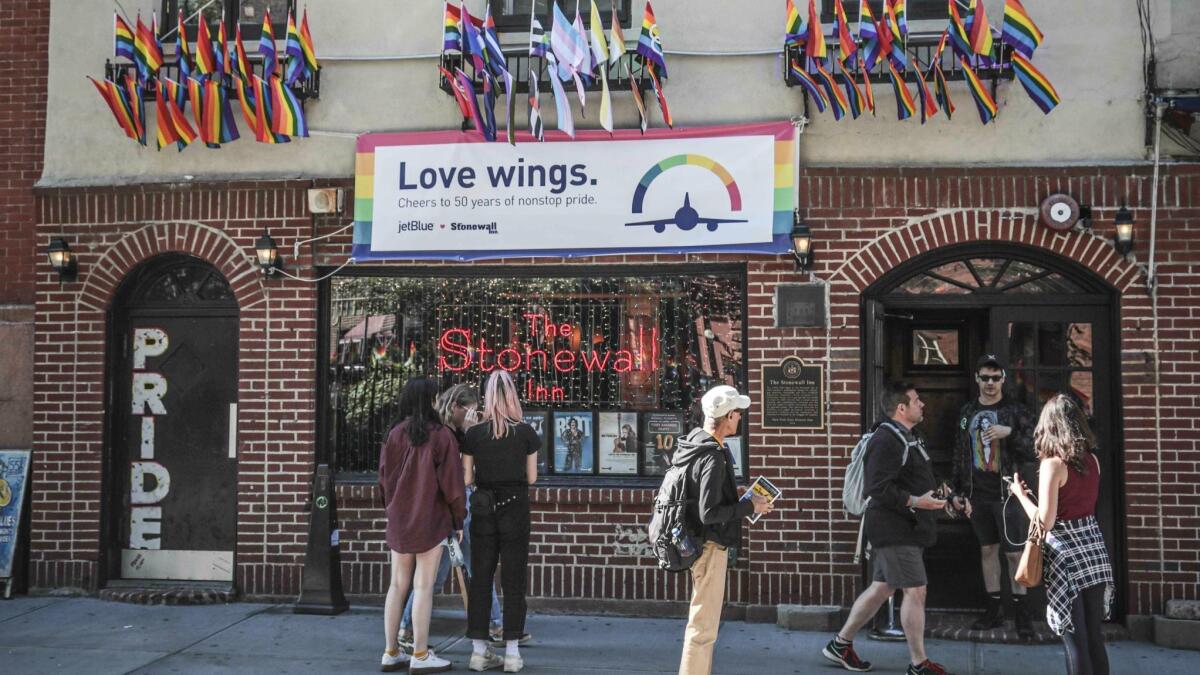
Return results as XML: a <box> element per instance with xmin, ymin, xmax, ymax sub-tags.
<box><xmin>774</xmin><ymin>283</ymin><xmax>826</xmax><ymax>328</ymax></box>
<box><xmin>761</xmin><ymin>356</ymin><xmax>824</xmax><ymax>429</ymax></box>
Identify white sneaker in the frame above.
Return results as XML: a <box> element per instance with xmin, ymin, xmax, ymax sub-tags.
<box><xmin>409</xmin><ymin>649</ymin><xmax>452</xmax><ymax>674</ymax></box>
<box><xmin>469</xmin><ymin>647</ymin><xmax>504</xmax><ymax>671</ymax></box>
<box><xmin>380</xmin><ymin>649</ymin><xmax>410</xmax><ymax>672</ymax></box>
<box><xmin>503</xmin><ymin>654</ymin><xmax>524</xmax><ymax>673</ymax></box>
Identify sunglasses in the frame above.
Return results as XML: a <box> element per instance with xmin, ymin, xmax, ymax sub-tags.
<box><xmin>977</xmin><ymin>374</ymin><xmax>1004</xmax><ymax>383</ymax></box>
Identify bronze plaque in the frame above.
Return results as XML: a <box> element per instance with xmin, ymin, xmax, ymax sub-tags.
<box><xmin>760</xmin><ymin>356</ymin><xmax>823</xmax><ymax>429</ymax></box>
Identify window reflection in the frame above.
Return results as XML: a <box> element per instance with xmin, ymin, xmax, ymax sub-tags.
<box><xmin>1007</xmin><ymin>322</ymin><xmax>1035</xmax><ymax>368</ymax></box>
<box><xmin>1068</xmin><ymin>323</ymin><xmax>1094</xmax><ymax>367</ymax></box>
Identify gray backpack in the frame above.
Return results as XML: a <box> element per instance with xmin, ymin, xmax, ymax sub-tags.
<box><xmin>843</xmin><ymin>423</ymin><xmax>925</xmax><ymax>562</ymax></box>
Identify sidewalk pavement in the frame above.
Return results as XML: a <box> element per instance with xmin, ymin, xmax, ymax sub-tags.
<box><xmin>1</xmin><ymin>596</ymin><xmax>1194</xmax><ymax>674</ymax></box>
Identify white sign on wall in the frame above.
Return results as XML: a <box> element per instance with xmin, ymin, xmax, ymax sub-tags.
<box><xmin>352</xmin><ymin>121</ymin><xmax>796</xmax><ymax>260</ymax></box>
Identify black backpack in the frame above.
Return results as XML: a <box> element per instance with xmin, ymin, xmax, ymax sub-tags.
<box><xmin>648</xmin><ymin>451</ymin><xmax>711</xmax><ymax>573</ymax></box>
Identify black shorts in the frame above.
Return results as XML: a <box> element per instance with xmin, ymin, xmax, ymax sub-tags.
<box><xmin>969</xmin><ymin>498</ymin><xmax>1027</xmax><ymax>553</ymax></box>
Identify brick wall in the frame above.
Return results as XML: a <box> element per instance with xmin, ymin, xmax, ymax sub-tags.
<box><xmin>0</xmin><ymin>0</ymin><xmax>47</xmax><ymax>304</ymax></box>
<box><xmin>33</xmin><ymin>165</ymin><xmax>1200</xmax><ymax>619</ymax></box>
<box><xmin>0</xmin><ymin>0</ymin><xmax>48</xmax><ymax>450</ymax></box>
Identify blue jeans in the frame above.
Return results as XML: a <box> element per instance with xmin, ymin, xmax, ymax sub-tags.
<box><xmin>402</xmin><ymin>487</ymin><xmax>502</xmax><ymax>628</ymax></box>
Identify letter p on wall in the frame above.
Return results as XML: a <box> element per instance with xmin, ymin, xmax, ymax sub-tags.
<box><xmin>133</xmin><ymin>328</ymin><xmax>168</xmax><ymax>369</ymax></box>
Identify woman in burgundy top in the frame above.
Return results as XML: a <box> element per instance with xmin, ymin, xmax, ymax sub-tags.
<box><xmin>1010</xmin><ymin>395</ymin><xmax>1113</xmax><ymax>675</ymax></box>
<box><xmin>378</xmin><ymin>378</ymin><xmax>467</xmax><ymax>673</ymax></box>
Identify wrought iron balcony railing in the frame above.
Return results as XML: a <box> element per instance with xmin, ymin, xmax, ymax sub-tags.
<box><xmin>104</xmin><ymin>57</ymin><xmax>320</xmax><ymax>102</ymax></box>
<box><xmin>439</xmin><ymin>50</ymin><xmax>655</xmax><ymax>98</ymax></box>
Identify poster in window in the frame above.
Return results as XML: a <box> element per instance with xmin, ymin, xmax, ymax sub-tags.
<box><xmin>598</xmin><ymin>412</ymin><xmax>639</xmax><ymax>475</ymax></box>
<box><xmin>553</xmin><ymin>411</ymin><xmax>594</xmax><ymax>474</ymax></box>
<box><xmin>725</xmin><ymin>435</ymin><xmax>746</xmax><ymax>480</ymax></box>
<box><xmin>641</xmin><ymin>411</ymin><xmax>688</xmax><ymax>476</ymax></box>
<box><xmin>522</xmin><ymin>411</ymin><xmax>550</xmax><ymax>475</ymax></box>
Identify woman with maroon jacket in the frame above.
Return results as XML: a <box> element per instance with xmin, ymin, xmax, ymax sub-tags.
<box><xmin>378</xmin><ymin>378</ymin><xmax>467</xmax><ymax>673</ymax></box>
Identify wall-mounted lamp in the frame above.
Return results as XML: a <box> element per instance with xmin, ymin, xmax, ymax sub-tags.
<box><xmin>1113</xmin><ymin>206</ymin><xmax>1134</xmax><ymax>256</ymax></box>
<box><xmin>790</xmin><ymin>215</ymin><xmax>813</xmax><ymax>271</ymax></box>
<box><xmin>255</xmin><ymin>231</ymin><xmax>284</xmax><ymax>275</ymax></box>
<box><xmin>46</xmin><ymin>238</ymin><xmax>78</xmax><ymax>281</ymax></box>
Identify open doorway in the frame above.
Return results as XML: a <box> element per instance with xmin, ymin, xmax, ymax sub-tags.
<box><xmin>862</xmin><ymin>244</ymin><xmax>1123</xmax><ymax>618</ymax></box>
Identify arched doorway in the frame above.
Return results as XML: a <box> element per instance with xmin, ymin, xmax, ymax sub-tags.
<box><xmin>104</xmin><ymin>255</ymin><xmax>239</xmax><ymax>583</ymax></box>
<box><xmin>862</xmin><ymin>242</ymin><xmax>1124</xmax><ymax>617</ymax></box>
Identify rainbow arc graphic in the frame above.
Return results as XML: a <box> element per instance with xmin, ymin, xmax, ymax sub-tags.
<box><xmin>626</xmin><ymin>155</ymin><xmax>746</xmax><ymax>232</ymax></box>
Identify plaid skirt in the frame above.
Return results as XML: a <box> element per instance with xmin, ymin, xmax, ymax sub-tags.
<box><xmin>1044</xmin><ymin>514</ymin><xmax>1114</xmax><ymax>636</ymax></box>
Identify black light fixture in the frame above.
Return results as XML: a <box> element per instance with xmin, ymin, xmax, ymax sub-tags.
<box><xmin>1113</xmin><ymin>206</ymin><xmax>1134</xmax><ymax>256</ymax></box>
<box><xmin>254</xmin><ymin>231</ymin><xmax>283</xmax><ymax>275</ymax></box>
<box><xmin>46</xmin><ymin>238</ymin><xmax>77</xmax><ymax>281</ymax></box>
<box><xmin>790</xmin><ymin>214</ymin><xmax>813</xmax><ymax>271</ymax></box>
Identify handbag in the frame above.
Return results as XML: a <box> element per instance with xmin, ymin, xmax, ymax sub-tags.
<box><xmin>1014</xmin><ymin>519</ymin><xmax>1046</xmax><ymax>588</ymax></box>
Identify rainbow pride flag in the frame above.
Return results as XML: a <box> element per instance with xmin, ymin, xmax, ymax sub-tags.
<box><xmin>88</xmin><ymin>76</ymin><xmax>138</xmax><ymax>141</ymax></box>
<box><xmin>859</xmin><ymin>0</ymin><xmax>881</xmax><ymax>72</ymax></box>
<box><xmin>833</xmin><ymin>0</ymin><xmax>857</xmax><ymax>69</ymax></box>
<box><xmin>947</xmin><ymin>0</ymin><xmax>972</xmax><ymax>60</ymax></box>
<box><xmin>1002</xmin><ymin>0</ymin><xmax>1043</xmax><ymax>59</ymax></box>
<box><xmin>914</xmin><ymin>65</ymin><xmax>939</xmax><ymax>123</ymax></box>
<box><xmin>1012</xmin><ymin>52</ymin><xmax>1060</xmax><ymax>113</ymax></box>
<box><xmin>840</xmin><ymin>70</ymin><xmax>865</xmax><ymax>119</ymax></box>
<box><xmin>805</xmin><ymin>0</ymin><xmax>827</xmax><ymax>65</ymax></box>
<box><xmin>636</xmin><ymin>2</ymin><xmax>667</xmax><ymax>76</ymax></box>
<box><xmin>813</xmin><ymin>59</ymin><xmax>849</xmax><ymax>121</ymax></box>
<box><xmin>789</xmin><ymin>59</ymin><xmax>828</xmax><ymax>113</ymax></box>
<box><xmin>886</xmin><ymin>59</ymin><xmax>915</xmax><ymax>120</ymax></box>
<box><xmin>270</xmin><ymin>76</ymin><xmax>308</xmax><ymax>137</ymax></box>
<box><xmin>114</xmin><ymin>13</ymin><xmax>135</xmax><ymax>61</ymax></box>
<box><xmin>961</xmin><ymin>57</ymin><xmax>998</xmax><ymax>123</ymax></box>
<box><xmin>299</xmin><ymin>9</ymin><xmax>318</xmax><ymax>74</ymax></box>
<box><xmin>443</xmin><ymin>2</ymin><xmax>463</xmax><ymax>52</ymax></box>
<box><xmin>195</xmin><ymin>17</ymin><xmax>217</xmax><ymax>75</ymax></box>
<box><xmin>967</xmin><ymin>0</ymin><xmax>994</xmax><ymax>60</ymax></box>
<box><xmin>259</xmin><ymin>8</ymin><xmax>278</xmax><ymax>80</ymax></box>
<box><xmin>122</xmin><ymin>74</ymin><xmax>146</xmax><ymax>145</ymax></box>
<box><xmin>784</xmin><ymin>0</ymin><xmax>805</xmax><ymax>47</ymax></box>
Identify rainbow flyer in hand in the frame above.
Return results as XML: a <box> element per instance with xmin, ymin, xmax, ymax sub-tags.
<box><xmin>741</xmin><ymin>475</ymin><xmax>782</xmax><ymax>524</ymax></box>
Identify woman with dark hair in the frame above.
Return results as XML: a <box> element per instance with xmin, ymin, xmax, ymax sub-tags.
<box><xmin>398</xmin><ymin>384</ymin><xmax>505</xmax><ymax>649</ymax></box>
<box><xmin>462</xmin><ymin>370</ymin><xmax>540</xmax><ymax>673</ymax></box>
<box><xmin>378</xmin><ymin>378</ymin><xmax>466</xmax><ymax>673</ymax></box>
<box><xmin>1010</xmin><ymin>394</ymin><xmax>1113</xmax><ymax>675</ymax></box>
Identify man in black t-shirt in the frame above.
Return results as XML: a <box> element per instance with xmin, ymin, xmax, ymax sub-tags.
<box><xmin>953</xmin><ymin>355</ymin><xmax>1036</xmax><ymax>637</ymax></box>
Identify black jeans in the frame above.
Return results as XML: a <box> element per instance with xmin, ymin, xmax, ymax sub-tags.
<box><xmin>468</xmin><ymin>492</ymin><xmax>530</xmax><ymax>641</ymax></box>
<box><xmin>1062</xmin><ymin>583</ymin><xmax>1109</xmax><ymax>675</ymax></box>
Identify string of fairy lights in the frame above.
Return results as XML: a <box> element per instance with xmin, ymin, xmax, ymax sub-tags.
<box><xmin>327</xmin><ymin>273</ymin><xmax>745</xmax><ymax>473</ymax></box>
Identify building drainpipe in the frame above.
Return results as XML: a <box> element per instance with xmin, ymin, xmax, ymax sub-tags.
<box><xmin>1148</xmin><ymin>100</ymin><xmax>1164</xmax><ymax>591</ymax></box>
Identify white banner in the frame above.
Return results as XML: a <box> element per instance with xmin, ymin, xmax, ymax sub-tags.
<box><xmin>355</xmin><ymin>122</ymin><xmax>795</xmax><ymax>258</ymax></box>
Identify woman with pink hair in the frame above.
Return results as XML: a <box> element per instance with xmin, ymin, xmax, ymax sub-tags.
<box><xmin>461</xmin><ymin>370</ymin><xmax>539</xmax><ymax>673</ymax></box>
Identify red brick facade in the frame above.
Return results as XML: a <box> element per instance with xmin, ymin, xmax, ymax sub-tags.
<box><xmin>30</xmin><ymin>165</ymin><xmax>1200</xmax><ymax>621</ymax></box>
<box><xmin>0</xmin><ymin>0</ymin><xmax>47</xmax><ymax>306</ymax></box>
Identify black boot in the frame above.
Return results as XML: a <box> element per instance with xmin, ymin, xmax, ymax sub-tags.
<box><xmin>971</xmin><ymin>594</ymin><xmax>1005</xmax><ymax>630</ymax></box>
<box><xmin>1013</xmin><ymin>595</ymin><xmax>1035</xmax><ymax>640</ymax></box>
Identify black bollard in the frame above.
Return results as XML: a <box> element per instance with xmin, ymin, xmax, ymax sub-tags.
<box><xmin>294</xmin><ymin>463</ymin><xmax>349</xmax><ymax>615</ymax></box>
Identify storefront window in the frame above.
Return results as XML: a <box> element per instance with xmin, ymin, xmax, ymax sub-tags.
<box><xmin>324</xmin><ymin>268</ymin><xmax>747</xmax><ymax>479</ymax></box>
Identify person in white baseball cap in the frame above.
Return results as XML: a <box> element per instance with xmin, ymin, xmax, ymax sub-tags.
<box><xmin>674</xmin><ymin>384</ymin><xmax>770</xmax><ymax>674</ymax></box>
<box><xmin>700</xmin><ymin>385</ymin><xmax>752</xmax><ymax>420</ymax></box>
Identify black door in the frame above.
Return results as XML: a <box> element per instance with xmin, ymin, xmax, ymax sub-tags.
<box><xmin>863</xmin><ymin>247</ymin><xmax>1122</xmax><ymax>615</ymax></box>
<box><xmin>107</xmin><ymin>257</ymin><xmax>239</xmax><ymax>582</ymax></box>
<box><xmin>989</xmin><ymin>305</ymin><xmax>1119</xmax><ymax>607</ymax></box>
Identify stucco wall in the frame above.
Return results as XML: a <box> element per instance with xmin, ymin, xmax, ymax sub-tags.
<box><xmin>42</xmin><ymin>0</ymin><xmax>1156</xmax><ymax>185</ymax></box>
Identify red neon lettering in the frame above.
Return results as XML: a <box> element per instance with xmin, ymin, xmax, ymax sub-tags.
<box><xmin>553</xmin><ymin>349</ymin><xmax>576</xmax><ymax>372</ymax></box>
<box><xmin>438</xmin><ymin>328</ymin><xmax>472</xmax><ymax>372</ymax></box>
<box><xmin>525</xmin><ymin>346</ymin><xmax>548</xmax><ymax>370</ymax></box>
<box><xmin>580</xmin><ymin>350</ymin><xmax>611</xmax><ymax>371</ymax></box>
<box><xmin>612</xmin><ymin>350</ymin><xmax>633</xmax><ymax>372</ymax></box>
<box><xmin>477</xmin><ymin>339</ymin><xmax>495</xmax><ymax>372</ymax></box>
<box><xmin>497</xmin><ymin>348</ymin><xmax>522</xmax><ymax>371</ymax></box>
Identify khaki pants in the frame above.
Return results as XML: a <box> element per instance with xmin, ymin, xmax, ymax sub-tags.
<box><xmin>678</xmin><ymin>541</ymin><xmax>728</xmax><ymax>675</ymax></box>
